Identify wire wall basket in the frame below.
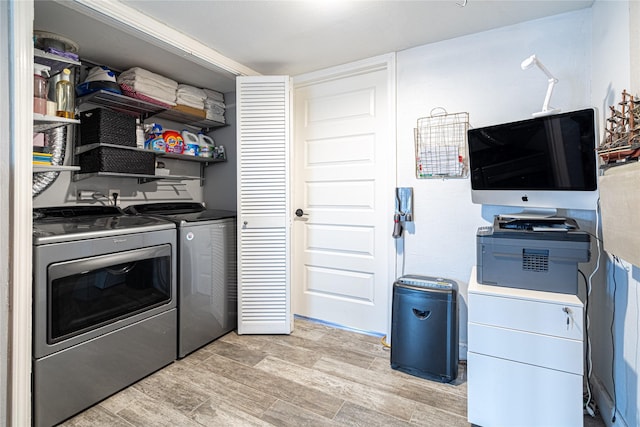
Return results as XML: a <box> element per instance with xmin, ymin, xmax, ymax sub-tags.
<box><xmin>415</xmin><ymin>108</ymin><xmax>469</xmax><ymax>179</ymax></box>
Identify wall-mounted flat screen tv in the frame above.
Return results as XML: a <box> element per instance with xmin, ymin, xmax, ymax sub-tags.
<box><xmin>467</xmin><ymin>108</ymin><xmax>598</xmax><ymax>210</ymax></box>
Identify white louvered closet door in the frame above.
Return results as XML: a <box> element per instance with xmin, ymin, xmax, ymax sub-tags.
<box><xmin>236</xmin><ymin>76</ymin><xmax>292</xmax><ymax>334</ymax></box>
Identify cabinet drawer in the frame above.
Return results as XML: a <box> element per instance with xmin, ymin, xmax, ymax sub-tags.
<box><xmin>468</xmin><ymin>351</ymin><xmax>583</xmax><ymax>427</ymax></box>
<box><xmin>468</xmin><ymin>322</ymin><xmax>582</xmax><ymax>374</ymax></box>
<box><xmin>468</xmin><ymin>291</ymin><xmax>583</xmax><ymax>340</ymax></box>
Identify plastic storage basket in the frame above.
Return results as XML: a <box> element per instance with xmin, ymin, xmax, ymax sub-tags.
<box><xmin>78</xmin><ymin>146</ymin><xmax>154</xmax><ymax>175</ymax></box>
<box><xmin>79</xmin><ymin>108</ymin><xmax>136</xmax><ymax>147</ymax></box>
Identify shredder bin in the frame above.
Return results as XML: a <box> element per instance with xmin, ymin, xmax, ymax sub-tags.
<box><xmin>390</xmin><ymin>276</ymin><xmax>458</xmax><ymax>383</ymax></box>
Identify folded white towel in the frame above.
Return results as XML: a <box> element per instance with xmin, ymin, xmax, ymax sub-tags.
<box><xmin>119</xmin><ymin>77</ymin><xmax>177</xmax><ymax>104</ymax></box>
<box><xmin>205</xmin><ymin>104</ymin><xmax>225</xmax><ymax>116</ymax></box>
<box><xmin>205</xmin><ymin>112</ymin><xmax>225</xmax><ymax>123</ymax></box>
<box><xmin>177</xmin><ymin>92</ymin><xmax>204</xmax><ymax>103</ymax></box>
<box><xmin>204</xmin><ymin>99</ymin><xmax>225</xmax><ymax>109</ymax></box>
<box><xmin>176</xmin><ymin>84</ymin><xmax>206</xmax><ymax>109</ymax></box>
<box><xmin>177</xmin><ymin>99</ymin><xmax>204</xmax><ymax>110</ymax></box>
<box><xmin>177</xmin><ymin>84</ymin><xmax>206</xmax><ymax>100</ymax></box>
<box><xmin>118</xmin><ymin>67</ymin><xmax>178</xmax><ymax>91</ymax></box>
<box><xmin>122</xmin><ymin>79</ymin><xmax>176</xmax><ymax>99</ymax></box>
<box><xmin>203</xmin><ymin>88</ymin><xmax>224</xmax><ymax>102</ymax></box>
<box><xmin>176</xmin><ymin>94</ymin><xmax>204</xmax><ymax>110</ymax></box>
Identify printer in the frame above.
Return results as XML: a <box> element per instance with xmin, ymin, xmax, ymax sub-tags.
<box><xmin>476</xmin><ymin>215</ymin><xmax>591</xmax><ymax>294</ymax></box>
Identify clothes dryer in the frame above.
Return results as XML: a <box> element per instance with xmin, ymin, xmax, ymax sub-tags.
<box><xmin>125</xmin><ymin>202</ymin><xmax>237</xmax><ymax>357</ymax></box>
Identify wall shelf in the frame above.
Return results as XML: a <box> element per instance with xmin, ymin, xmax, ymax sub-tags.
<box><xmin>73</xmin><ymin>143</ymin><xmax>223</xmax><ymax>185</ymax></box>
<box><xmin>77</xmin><ymin>90</ymin><xmax>166</xmax><ymax>116</ymax></box>
<box><xmin>137</xmin><ymin>174</ymin><xmax>203</xmax><ymax>184</ymax></box>
<box><xmin>33</xmin><ymin>49</ymin><xmax>82</xmax><ymax>182</ymax></box>
<box><xmin>73</xmin><ymin>170</ymin><xmax>202</xmax><ymax>183</ymax></box>
<box><xmin>75</xmin><ymin>142</ymin><xmax>143</xmax><ymax>155</ymax></box>
<box><xmin>160</xmin><ymin>152</ymin><xmax>226</xmax><ymax>164</ymax></box>
<box><xmin>75</xmin><ymin>143</ymin><xmax>225</xmax><ymax>164</ymax></box>
<box><xmin>34</xmin><ymin>48</ymin><xmax>81</xmax><ymax>74</ymax></box>
<box><xmin>152</xmin><ymin>109</ymin><xmax>225</xmax><ymax>131</ymax></box>
<box><xmin>33</xmin><ymin>165</ymin><xmax>81</xmax><ymax>173</ymax></box>
<box><xmin>76</xmin><ymin>90</ymin><xmax>227</xmax><ymax>132</ymax></box>
<box><xmin>34</xmin><ymin>114</ymin><xmax>80</xmax><ymax>132</ymax></box>
<box><xmin>74</xmin><ymin>95</ymin><xmax>226</xmax><ymax>186</ymax></box>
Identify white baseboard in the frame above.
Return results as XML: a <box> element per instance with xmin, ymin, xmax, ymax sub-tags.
<box><xmin>459</xmin><ymin>342</ymin><xmax>468</xmax><ymax>361</ymax></box>
<box><xmin>591</xmin><ymin>374</ymin><xmax>628</xmax><ymax>427</ymax></box>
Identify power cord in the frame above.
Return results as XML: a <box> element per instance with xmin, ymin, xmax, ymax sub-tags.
<box><xmin>401</xmin><ymin>230</ymin><xmax>406</xmax><ymax>277</ymax></box>
<box><xmin>582</xmin><ymin>198</ymin><xmax>602</xmax><ymax>418</ymax></box>
<box><xmin>579</xmin><ymin>269</ymin><xmax>596</xmax><ymax>417</ymax></box>
<box><xmin>380</xmin><ymin>335</ymin><xmax>391</xmax><ymax>349</ymax></box>
<box><xmin>90</xmin><ymin>192</ymin><xmax>109</xmax><ymax>206</ymax></box>
<box><xmin>387</xmin><ymin>232</ymin><xmax>406</xmax><ymax>350</ymax></box>
<box><xmin>610</xmin><ymin>255</ymin><xmax>618</xmax><ymax>423</ymax></box>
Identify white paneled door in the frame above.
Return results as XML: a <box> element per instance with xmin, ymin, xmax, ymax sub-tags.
<box><xmin>237</xmin><ymin>76</ymin><xmax>292</xmax><ymax>334</ymax></box>
<box><xmin>293</xmin><ymin>56</ymin><xmax>395</xmax><ymax>334</ymax></box>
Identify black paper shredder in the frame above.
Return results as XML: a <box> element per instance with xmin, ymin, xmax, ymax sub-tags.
<box><xmin>390</xmin><ymin>275</ymin><xmax>458</xmax><ymax>383</ymax></box>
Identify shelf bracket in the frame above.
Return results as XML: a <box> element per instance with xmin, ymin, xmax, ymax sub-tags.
<box><xmin>200</xmin><ymin>162</ymin><xmax>206</xmax><ymax>186</ymax></box>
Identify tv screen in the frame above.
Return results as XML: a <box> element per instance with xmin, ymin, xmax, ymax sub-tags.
<box><xmin>467</xmin><ymin>108</ymin><xmax>598</xmax><ymax>210</ymax></box>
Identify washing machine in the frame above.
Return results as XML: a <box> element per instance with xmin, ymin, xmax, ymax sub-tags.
<box><xmin>32</xmin><ymin>205</ymin><xmax>177</xmax><ymax>426</ymax></box>
<box><xmin>125</xmin><ymin>202</ymin><xmax>236</xmax><ymax>358</ymax></box>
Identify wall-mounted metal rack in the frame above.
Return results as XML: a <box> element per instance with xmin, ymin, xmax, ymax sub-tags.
<box><xmin>74</xmin><ymin>92</ymin><xmax>227</xmax><ymax>185</ymax></box>
<box><xmin>73</xmin><ymin>143</ymin><xmax>225</xmax><ymax>184</ymax></box>
<box><xmin>34</xmin><ymin>48</ymin><xmax>81</xmax><ymax>74</ymax></box>
<box><xmin>33</xmin><ymin>114</ymin><xmax>80</xmax><ymax>133</ymax></box>
<box><xmin>77</xmin><ymin>90</ymin><xmax>165</xmax><ymax>117</ymax></box>
<box><xmin>77</xmin><ymin>90</ymin><xmax>226</xmax><ymax>131</ymax></box>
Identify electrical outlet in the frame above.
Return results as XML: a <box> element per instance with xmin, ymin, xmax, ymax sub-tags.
<box><xmin>108</xmin><ymin>189</ymin><xmax>120</xmax><ymax>206</ymax></box>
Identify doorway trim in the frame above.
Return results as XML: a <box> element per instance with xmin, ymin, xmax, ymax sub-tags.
<box><xmin>7</xmin><ymin>0</ymin><xmax>34</xmax><ymax>425</ymax></box>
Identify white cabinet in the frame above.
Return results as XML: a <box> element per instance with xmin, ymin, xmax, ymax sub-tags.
<box><xmin>467</xmin><ymin>267</ymin><xmax>584</xmax><ymax>427</ymax></box>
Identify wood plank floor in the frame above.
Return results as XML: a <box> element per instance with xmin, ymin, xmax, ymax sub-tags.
<box><xmin>60</xmin><ymin>317</ymin><xmax>606</xmax><ymax>426</ymax></box>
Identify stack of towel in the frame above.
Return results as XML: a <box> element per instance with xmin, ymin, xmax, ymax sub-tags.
<box><xmin>203</xmin><ymin>88</ymin><xmax>226</xmax><ymax>124</ymax></box>
<box><xmin>117</xmin><ymin>67</ymin><xmax>177</xmax><ymax>106</ymax></box>
<box><xmin>176</xmin><ymin>84</ymin><xmax>206</xmax><ymax>110</ymax></box>
<box><xmin>116</xmin><ymin>67</ymin><xmax>226</xmax><ymax>123</ymax></box>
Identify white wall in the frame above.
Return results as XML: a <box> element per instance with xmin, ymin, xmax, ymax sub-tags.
<box><xmin>591</xmin><ymin>1</ymin><xmax>638</xmax><ymax>425</ymax></box>
<box><xmin>631</xmin><ymin>0</ymin><xmax>640</xmax><ymax>95</ymax></box>
<box><xmin>396</xmin><ymin>9</ymin><xmax>595</xmax><ymax>357</ymax></box>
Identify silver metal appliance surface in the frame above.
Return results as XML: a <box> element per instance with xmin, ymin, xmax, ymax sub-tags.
<box><xmin>32</xmin><ymin>206</ymin><xmax>177</xmax><ymax>427</ymax></box>
<box><xmin>125</xmin><ymin>202</ymin><xmax>237</xmax><ymax>358</ymax></box>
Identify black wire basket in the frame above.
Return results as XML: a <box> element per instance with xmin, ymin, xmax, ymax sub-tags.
<box><xmin>78</xmin><ymin>146</ymin><xmax>154</xmax><ymax>175</ymax></box>
<box><xmin>79</xmin><ymin>108</ymin><xmax>136</xmax><ymax>147</ymax></box>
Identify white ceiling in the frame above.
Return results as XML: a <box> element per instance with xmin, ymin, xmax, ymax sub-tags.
<box><xmin>34</xmin><ymin>0</ymin><xmax>594</xmax><ymax>93</ymax></box>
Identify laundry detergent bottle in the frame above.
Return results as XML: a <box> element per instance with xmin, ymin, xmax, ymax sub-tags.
<box><xmin>145</xmin><ymin>123</ymin><xmax>166</xmax><ymax>151</ymax></box>
<box><xmin>181</xmin><ymin>130</ymin><xmax>200</xmax><ymax>156</ymax></box>
<box><xmin>163</xmin><ymin>130</ymin><xmax>184</xmax><ymax>154</ymax></box>
<box><xmin>198</xmin><ymin>132</ymin><xmax>215</xmax><ymax>158</ymax></box>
